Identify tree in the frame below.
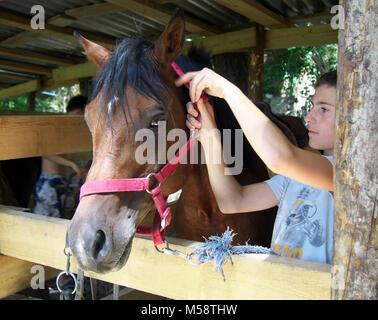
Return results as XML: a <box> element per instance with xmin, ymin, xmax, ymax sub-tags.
<box><xmin>263</xmin><ymin>44</ymin><xmax>338</xmax><ymax>117</ymax></box>
<box><xmin>0</xmin><ymin>84</ymin><xmax>80</xmax><ymax>113</ymax></box>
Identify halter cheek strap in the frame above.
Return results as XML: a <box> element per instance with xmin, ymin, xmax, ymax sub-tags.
<box><xmin>79</xmin><ymin>133</ymin><xmax>195</xmax><ymax>246</ymax></box>
<box><xmin>79</xmin><ymin>62</ymin><xmax>204</xmax><ymax>247</ymax></box>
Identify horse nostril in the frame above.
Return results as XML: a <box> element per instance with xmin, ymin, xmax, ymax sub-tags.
<box><xmin>92</xmin><ymin>230</ymin><xmax>106</xmax><ymax>260</ymax></box>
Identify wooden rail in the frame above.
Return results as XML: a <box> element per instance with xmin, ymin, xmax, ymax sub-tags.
<box><xmin>0</xmin><ymin>207</ymin><xmax>331</xmax><ymax>299</ymax></box>
<box><xmin>0</xmin><ymin>115</ymin><xmax>92</xmax><ymax>160</ymax></box>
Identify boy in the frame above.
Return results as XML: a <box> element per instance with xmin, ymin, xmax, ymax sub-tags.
<box><xmin>34</xmin><ymin>95</ymin><xmax>88</xmax><ymax>218</ymax></box>
<box><xmin>176</xmin><ymin>70</ymin><xmax>337</xmax><ymax>264</ymax></box>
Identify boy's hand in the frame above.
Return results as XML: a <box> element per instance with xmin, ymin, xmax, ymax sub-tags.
<box><xmin>186</xmin><ymin>98</ymin><xmax>216</xmax><ymax>142</ymax></box>
<box><xmin>175</xmin><ymin>67</ymin><xmax>232</xmax><ymax>103</ymax></box>
<box><xmin>71</xmin><ymin>163</ymin><xmax>87</xmax><ymax>179</ymax></box>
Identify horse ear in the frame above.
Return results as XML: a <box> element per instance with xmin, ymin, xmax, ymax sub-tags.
<box><xmin>74</xmin><ymin>31</ymin><xmax>112</xmax><ymax>68</ymax></box>
<box><xmin>153</xmin><ymin>8</ymin><xmax>185</xmax><ymax>68</ymax></box>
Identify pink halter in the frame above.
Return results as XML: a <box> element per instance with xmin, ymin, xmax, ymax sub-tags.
<box><xmin>79</xmin><ymin>62</ymin><xmax>203</xmax><ymax>246</ymax></box>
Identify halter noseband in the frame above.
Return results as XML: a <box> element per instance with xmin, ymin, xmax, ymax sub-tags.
<box><xmin>79</xmin><ymin>62</ymin><xmax>204</xmax><ymax>247</ymax></box>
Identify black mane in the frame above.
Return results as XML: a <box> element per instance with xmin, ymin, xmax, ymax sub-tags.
<box><xmin>91</xmin><ymin>36</ymin><xmax>171</xmax><ymax>127</ymax></box>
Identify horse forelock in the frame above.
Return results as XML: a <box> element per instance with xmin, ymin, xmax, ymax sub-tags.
<box><xmin>90</xmin><ymin>36</ymin><xmax>172</xmax><ymax>130</ymax></box>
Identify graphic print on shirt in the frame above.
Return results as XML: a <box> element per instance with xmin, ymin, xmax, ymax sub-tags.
<box><xmin>272</xmin><ymin>186</ymin><xmax>325</xmax><ymax>259</ymax></box>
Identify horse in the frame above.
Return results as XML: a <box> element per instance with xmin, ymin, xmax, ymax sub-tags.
<box><xmin>68</xmin><ymin>9</ymin><xmax>299</xmax><ymax>274</ymax></box>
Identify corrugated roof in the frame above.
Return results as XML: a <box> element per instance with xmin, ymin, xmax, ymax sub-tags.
<box><xmin>0</xmin><ymin>0</ymin><xmax>338</xmax><ymax>90</ymax></box>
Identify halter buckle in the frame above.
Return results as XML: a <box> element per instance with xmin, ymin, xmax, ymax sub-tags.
<box><xmin>146</xmin><ymin>173</ymin><xmax>161</xmax><ymax>194</ymax></box>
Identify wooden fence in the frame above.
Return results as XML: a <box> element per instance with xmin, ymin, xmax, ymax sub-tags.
<box><xmin>0</xmin><ymin>115</ymin><xmax>331</xmax><ymax>299</ymax></box>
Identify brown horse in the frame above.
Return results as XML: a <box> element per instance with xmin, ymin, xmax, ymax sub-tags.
<box><xmin>68</xmin><ymin>9</ymin><xmax>294</xmax><ymax>273</ymax></box>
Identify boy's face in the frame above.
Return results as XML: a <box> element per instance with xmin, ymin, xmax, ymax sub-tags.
<box><xmin>304</xmin><ymin>84</ymin><xmax>336</xmax><ymax>156</ymax></box>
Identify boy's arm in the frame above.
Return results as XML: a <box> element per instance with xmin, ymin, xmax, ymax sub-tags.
<box><xmin>191</xmin><ymin>100</ymin><xmax>279</xmax><ymax>214</ymax></box>
<box><xmin>224</xmin><ymin>85</ymin><xmax>334</xmax><ymax>191</ymax></box>
<box><xmin>44</xmin><ymin>155</ymin><xmax>86</xmax><ymax>178</ymax></box>
<box><xmin>178</xmin><ymin>69</ymin><xmax>334</xmax><ymax>191</ymax></box>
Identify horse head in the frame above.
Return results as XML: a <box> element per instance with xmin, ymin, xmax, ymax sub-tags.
<box><xmin>68</xmin><ymin>9</ymin><xmax>189</xmax><ymax>273</ymax></box>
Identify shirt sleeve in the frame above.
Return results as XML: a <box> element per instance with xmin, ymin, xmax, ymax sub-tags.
<box><xmin>265</xmin><ymin>174</ymin><xmax>289</xmax><ymax>202</ymax></box>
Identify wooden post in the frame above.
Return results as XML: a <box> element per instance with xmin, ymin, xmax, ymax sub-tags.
<box><xmin>248</xmin><ymin>24</ymin><xmax>265</xmax><ymax>102</ymax></box>
<box><xmin>79</xmin><ymin>77</ymin><xmax>92</xmax><ymax>98</ymax></box>
<box><xmin>27</xmin><ymin>92</ymin><xmax>36</xmax><ymax>111</ymax></box>
<box><xmin>332</xmin><ymin>0</ymin><xmax>377</xmax><ymax>299</ymax></box>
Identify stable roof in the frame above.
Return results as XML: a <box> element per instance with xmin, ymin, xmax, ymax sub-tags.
<box><xmin>0</xmin><ymin>0</ymin><xmax>338</xmax><ymax>98</ymax></box>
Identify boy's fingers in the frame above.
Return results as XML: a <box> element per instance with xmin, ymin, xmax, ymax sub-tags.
<box><xmin>186</xmin><ymin>102</ymin><xmax>198</xmax><ymax>117</ymax></box>
<box><xmin>185</xmin><ymin>119</ymin><xmax>195</xmax><ymax>130</ymax></box>
<box><xmin>187</xmin><ymin>115</ymin><xmax>201</xmax><ymax>128</ymax></box>
<box><xmin>175</xmin><ymin>71</ymin><xmax>197</xmax><ymax>87</ymax></box>
<box><xmin>190</xmin><ymin>72</ymin><xmax>207</xmax><ymax>103</ymax></box>
<box><xmin>196</xmin><ymin>99</ymin><xmax>211</xmax><ymax>119</ymax></box>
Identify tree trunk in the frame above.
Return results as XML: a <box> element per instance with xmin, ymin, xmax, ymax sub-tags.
<box><xmin>332</xmin><ymin>0</ymin><xmax>377</xmax><ymax>300</ymax></box>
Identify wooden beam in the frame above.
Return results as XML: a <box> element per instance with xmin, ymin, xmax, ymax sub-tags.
<box><xmin>0</xmin><ymin>71</ymin><xmax>38</xmax><ymax>81</ymax></box>
<box><xmin>0</xmin><ymin>208</ymin><xmax>331</xmax><ymax>299</ymax></box>
<box><xmin>0</xmin><ymin>59</ymin><xmax>52</xmax><ymax>75</ymax></box>
<box><xmin>264</xmin><ymin>23</ymin><xmax>337</xmax><ymax>49</ymax></box>
<box><xmin>0</xmin><ymin>31</ymin><xmax>42</xmax><ymax>48</ymax></box>
<box><xmin>0</xmin><ymin>116</ymin><xmax>92</xmax><ymax>160</ymax></box>
<box><xmin>215</xmin><ymin>0</ymin><xmax>292</xmax><ymax>29</ymax></box>
<box><xmin>0</xmin><ymin>80</ymin><xmax>40</xmax><ymax>99</ymax></box>
<box><xmin>0</xmin><ymin>61</ymin><xmax>95</xmax><ymax>99</ymax></box>
<box><xmin>0</xmin><ymin>46</ymin><xmax>76</xmax><ymax>67</ymax></box>
<box><xmin>106</xmin><ymin>0</ymin><xmax>221</xmax><ymax>36</ymax></box>
<box><xmin>0</xmin><ymin>9</ymin><xmax>115</xmax><ymax>50</ymax></box>
<box><xmin>288</xmin><ymin>12</ymin><xmax>333</xmax><ymax>25</ymax></box>
<box><xmin>0</xmin><ymin>78</ymin><xmax>80</xmax><ymax>99</ymax></box>
<box><xmin>332</xmin><ymin>0</ymin><xmax>377</xmax><ymax>300</ymax></box>
<box><xmin>65</xmin><ymin>2</ymin><xmax>123</xmax><ymax>19</ymax></box>
<box><xmin>184</xmin><ymin>27</ymin><xmax>257</xmax><ymax>56</ymax></box>
<box><xmin>52</xmin><ymin>62</ymin><xmax>97</xmax><ymax>83</ymax></box>
<box><xmin>184</xmin><ymin>24</ymin><xmax>337</xmax><ymax>55</ymax></box>
<box><xmin>0</xmin><ymin>255</ymin><xmax>60</xmax><ymax>299</ymax></box>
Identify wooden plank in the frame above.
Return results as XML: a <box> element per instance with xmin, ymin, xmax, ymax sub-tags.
<box><xmin>52</xmin><ymin>62</ymin><xmax>98</xmax><ymax>83</ymax></box>
<box><xmin>0</xmin><ymin>31</ymin><xmax>42</xmax><ymax>48</ymax></box>
<box><xmin>0</xmin><ymin>116</ymin><xmax>92</xmax><ymax>160</ymax></box>
<box><xmin>0</xmin><ymin>208</ymin><xmax>331</xmax><ymax>299</ymax></box>
<box><xmin>65</xmin><ymin>2</ymin><xmax>123</xmax><ymax>19</ymax></box>
<box><xmin>0</xmin><ymin>46</ymin><xmax>77</xmax><ymax>67</ymax></box>
<box><xmin>184</xmin><ymin>27</ymin><xmax>257</xmax><ymax>56</ymax></box>
<box><xmin>0</xmin><ymin>71</ymin><xmax>37</xmax><ymax>81</ymax></box>
<box><xmin>215</xmin><ymin>0</ymin><xmax>292</xmax><ymax>29</ymax></box>
<box><xmin>0</xmin><ymin>80</ymin><xmax>40</xmax><ymax>99</ymax></box>
<box><xmin>0</xmin><ymin>255</ymin><xmax>59</xmax><ymax>299</ymax></box>
<box><xmin>106</xmin><ymin>0</ymin><xmax>221</xmax><ymax>35</ymax></box>
<box><xmin>185</xmin><ymin>24</ymin><xmax>338</xmax><ymax>55</ymax></box>
<box><xmin>265</xmin><ymin>23</ymin><xmax>338</xmax><ymax>49</ymax></box>
<box><xmin>0</xmin><ymin>59</ymin><xmax>52</xmax><ymax>75</ymax></box>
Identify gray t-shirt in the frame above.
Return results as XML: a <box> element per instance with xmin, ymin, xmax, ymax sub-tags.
<box><xmin>265</xmin><ymin>156</ymin><xmax>334</xmax><ymax>264</ymax></box>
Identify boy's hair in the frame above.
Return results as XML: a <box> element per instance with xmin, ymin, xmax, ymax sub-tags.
<box><xmin>66</xmin><ymin>95</ymin><xmax>88</xmax><ymax>113</ymax></box>
<box><xmin>315</xmin><ymin>70</ymin><xmax>337</xmax><ymax>89</ymax></box>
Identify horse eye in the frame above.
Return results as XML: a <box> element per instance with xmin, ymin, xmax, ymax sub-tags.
<box><xmin>150</xmin><ymin>119</ymin><xmax>160</xmax><ymax>128</ymax></box>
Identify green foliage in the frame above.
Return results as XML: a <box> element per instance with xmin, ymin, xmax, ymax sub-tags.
<box><xmin>0</xmin><ymin>84</ymin><xmax>80</xmax><ymax>113</ymax></box>
<box><xmin>263</xmin><ymin>44</ymin><xmax>338</xmax><ymax>116</ymax></box>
